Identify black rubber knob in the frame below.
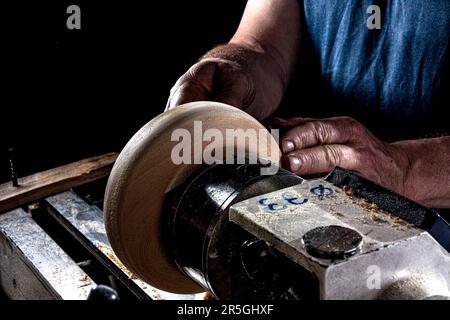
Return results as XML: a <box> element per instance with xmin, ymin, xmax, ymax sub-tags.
<box><xmin>87</xmin><ymin>285</ymin><xmax>119</xmax><ymax>300</ymax></box>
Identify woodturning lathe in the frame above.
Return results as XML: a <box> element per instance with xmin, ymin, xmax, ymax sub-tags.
<box><xmin>104</xmin><ymin>101</ymin><xmax>450</xmax><ymax>300</ymax></box>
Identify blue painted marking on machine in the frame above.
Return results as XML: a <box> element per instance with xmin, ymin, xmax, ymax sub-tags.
<box><xmin>310</xmin><ymin>184</ymin><xmax>333</xmax><ymax>200</ymax></box>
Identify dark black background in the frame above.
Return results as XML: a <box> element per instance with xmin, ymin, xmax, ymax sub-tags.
<box><xmin>1</xmin><ymin>1</ymin><xmax>247</xmax><ymax>183</ymax></box>
<box><xmin>2</xmin><ymin>1</ymin><xmax>449</xmax><ymax>190</ymax></box>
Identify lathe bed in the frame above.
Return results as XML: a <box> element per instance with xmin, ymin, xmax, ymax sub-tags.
<box><xmin>0</xmin><ymin>178</ymin><xmax>204</xmax><ymax>300</ymax></box>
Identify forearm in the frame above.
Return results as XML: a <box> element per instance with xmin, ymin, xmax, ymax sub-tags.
<box><xmin>393</xmin><ymin>136</ymin><xmax>450</xmax><ymax>208</ymax></box>
<box><xmin>201</xmin><ymin>0</ymin><xmax>301</xmax><ymax>120</ymax></box>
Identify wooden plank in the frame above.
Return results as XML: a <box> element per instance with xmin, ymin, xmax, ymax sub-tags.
<box><xmin>0</xmin><ymin>153</ymin><xmax>118</xmax><ymax>214</ymax></box>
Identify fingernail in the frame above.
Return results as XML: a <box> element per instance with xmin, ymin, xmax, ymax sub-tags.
<box><xmin>282</xmin><ymin>140</ymin><xmax>295</xmax><ymax>153</ymax></box>
<box><xmin>288</xmin><ymin>156</ymin><xmax>301</xmax><ymax>172</ymax></box>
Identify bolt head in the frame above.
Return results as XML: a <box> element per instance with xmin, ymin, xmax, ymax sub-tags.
<box><xmin>302</xmin><ymin>225</ymin><xmax>363</xmax><ymax>259</ymax></box>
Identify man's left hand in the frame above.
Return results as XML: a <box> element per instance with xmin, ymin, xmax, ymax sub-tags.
<box><xmin>272</xmin><ymin>116</ymin><xmax>410</xmax><ymax>195</ymax></box>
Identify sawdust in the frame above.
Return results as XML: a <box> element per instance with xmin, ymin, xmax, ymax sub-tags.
<box><xmin>386</xmin><ymin>213</ymin><xmax>415</xmax><ymax>230</ymax></box>
<box><xmin>342</xmin><ymin>185</ymin><xmax>414</xmax><ymax>230</ymax></box>
<box><xmin>95</xmin><ymin>242</ymin><xmax>138</xmax><ymax>280</ymax></box>
<box><xmin>79</xmin><ymin>274</ymin><xmax>89</xmax><ymax>282</ymax></box>
<box><xmin>343</xmin><ymin>186</ymin><xmax>383</xmax><ymax>214</ymax></box>
<box><xmin>370</xmin><ymin>212</ymin><xmax>386</xmax><ymax>223</ymax></box>
<box><xmin>78</xmin><ymin>274</ymin><xmax>91</xmax><ymax>287</ymax></box>
<box><xmin>49</xmin><ymin>268</ymin><xmax>63</xmax><ymax>285</ymax></box>
<box><xmin>343</xmin><ymin>185</ymin><xmax>354</xmax><ymax>197</ymax></box>
<box><xmin>360</xmin><ymin>199</ymin><xmax>381</xmax><ymax>212</ymax></box>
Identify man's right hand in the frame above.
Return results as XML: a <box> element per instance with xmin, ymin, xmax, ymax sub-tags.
<box><xmin>165</xmin><ymin>57</ymin><xmax>255</xmax><ymax>111</ymax></box>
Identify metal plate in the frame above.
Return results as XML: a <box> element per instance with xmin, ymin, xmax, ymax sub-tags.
<box><xmin>0</xmin><ymin>208</ymin><xmax>95</xmax><ymax>299</ymax></box>
<box><xmin>45</xmin><ymin>190</ymin><xmax>204</xmax><ymax>300</ymax></box>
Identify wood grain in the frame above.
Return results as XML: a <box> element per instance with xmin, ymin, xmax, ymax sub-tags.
<box><xmin>104</xmin><ymin>102</ymin><xmax>281</xmax><ymax>294</ymax></box>
<box><xmin>0</xmin><ymin>152</ymin><xmax>118</xmax><ymax>214</ymax></box>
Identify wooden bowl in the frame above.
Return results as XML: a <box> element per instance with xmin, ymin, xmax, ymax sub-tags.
<box><xmin>104</xmin><ymin>101</ymin><xmax>280</xmax><ymax>294</ymax></box>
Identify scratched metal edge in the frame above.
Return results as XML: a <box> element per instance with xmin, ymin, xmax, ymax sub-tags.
<box><xmin>0</xmin><ymin>227</ymin><xmax>61</xmax><ymax>299</ymax></box>
<box><xmin>0</xmin><ymin>208</ymin><xmax>95</xmax><ymax>300</ymax></box>
<box><xmin>44</xmin><ymin>191</ymin><xmax>205</xmax><ymax>300</ymax></box>
<box><xmin>42</xmin><ymin>198</ymin><xmax>151</xmax><ymax>300</ymax></box>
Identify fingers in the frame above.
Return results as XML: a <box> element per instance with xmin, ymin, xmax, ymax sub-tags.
<box><xmin>269</xmin><ymin>118</ymin><xmax>313</xmax><ymax>144</ymax></box>
<box><xmin>282</xmin><ymin>144</ymin><xmax>358</xmax><ymax>175</ymax></box>
<box><xmin>165</xmin><ymin>59</ymin><xmax>254</xmax><ymax>111</ymax></box>
<box><xmin>166</xmin><ymin>61</ymin><xmax>217</xmax><ymax>110</ymax></box>
<box><xmin>278</xmin><ymin>117</ymin><xmax>357</xmax><ymax>153</ymax></box>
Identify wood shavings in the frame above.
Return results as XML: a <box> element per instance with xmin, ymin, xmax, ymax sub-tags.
<box><xmin>78</xmin><ymin>274</ymin><xmax>91</xmax><ymax>287</ymax></box>
<box><xmin>95</xmin><ymin>242</ymin><xmax>138</xmax><ymax>280</ymax></box>
<box><xmin>359</xmin><ymin>199</ymin><xmax>379</xmax><ymax>211</ymax></box>
<box><xmin>370</xmin><ymin>212</ymin><xmax>386</xmax><ymax>223</ymax></box>
<box><xmin>79</xmin><ymin>274</ymin><xmax>89</xmax><ymax>282</ymax></box>
<box><xmin>341</xmin><ymin>185</ymin><xmax>415</xmax><ymax>230</ymax></box>
<box><xmin>387</xmin><ymin>213</ymin><xmax>415</xmax><ymax>229</ymax></box>
<box><xmin>343</xmin><ymin>185</ymin><xmax>354</xmax><ymax>197</ymax></box>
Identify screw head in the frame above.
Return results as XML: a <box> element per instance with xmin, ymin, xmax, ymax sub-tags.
<box><xmin>302</xmin><ymin>225</ymin><xmax>363</xmax><ymax>259</ymax></box>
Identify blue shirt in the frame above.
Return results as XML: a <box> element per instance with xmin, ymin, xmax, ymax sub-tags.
<box><xmin>302</xmin><ymin>0</ymin><xmax>449</xmax><ymax>119</ymax></box>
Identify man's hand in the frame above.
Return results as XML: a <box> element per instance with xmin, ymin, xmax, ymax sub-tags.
<box><xmin>165</xmin><ymin>0</ymin><xmax>300</xmax><ymax>120</ymax></box>
<box><xmin>165</xmin><ymin>57</ymin><xmax>255</xmax><ymax>112</ymax></box>
<box><xmin>273</xmin><ymin>116</ymin><xmax>410</xmax><ymax>196</ymax></box>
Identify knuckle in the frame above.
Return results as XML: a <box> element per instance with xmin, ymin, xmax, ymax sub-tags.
<box><xmin>340</xmin><ymin>116</ymin><xmax>356</xmax><ymax>124</ymax></box>
<box><xmin>176</xmin><ymin>76</ymin><xmax>205</xmax><ymax>94</ymax></box>
<box><xmin>311</xmin><ymin>121</ymin><xmax>331</xmax><ymax>144</ymax></box>
<box><xmin>188</xmin><ymin>61</ymin><xmax>208</xmax><ymax>76</ymax></box>
<box><xmin>291</xmin><ymin>130</ymin><xmax>308</xmax><ymax>149</ymax></box>
<box><xmin>353</xmin><ymin>125</ymin><xmax>367</xmax><ymax>139</ymax></box>
<box><xmin>344</xmin><ymin>117</ymin><xmax>365</xmax><ymax>136</ymax></box>
<box><xmin>324</xmin><ymin>145</ymin><xmax>342</xmax><ymax>166</ymax></box>
<box><xmin>348</xmin><ymin>147</ymin><xmax>363</xmax><ymax>167</ymax></box>
<box><xmin>185</xmin><ymin>61</ymin><xmax>213</xmax><ymax>83</ymax></box>
<box><xmin>187</xmin><ymin>64</ymin><xmax>200</xmax><ymax>78</ymax></box>
<box><xmin>349</xmin><ymin>147</ymin><xmax>361</xmax><ymax>161</ymax></box>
